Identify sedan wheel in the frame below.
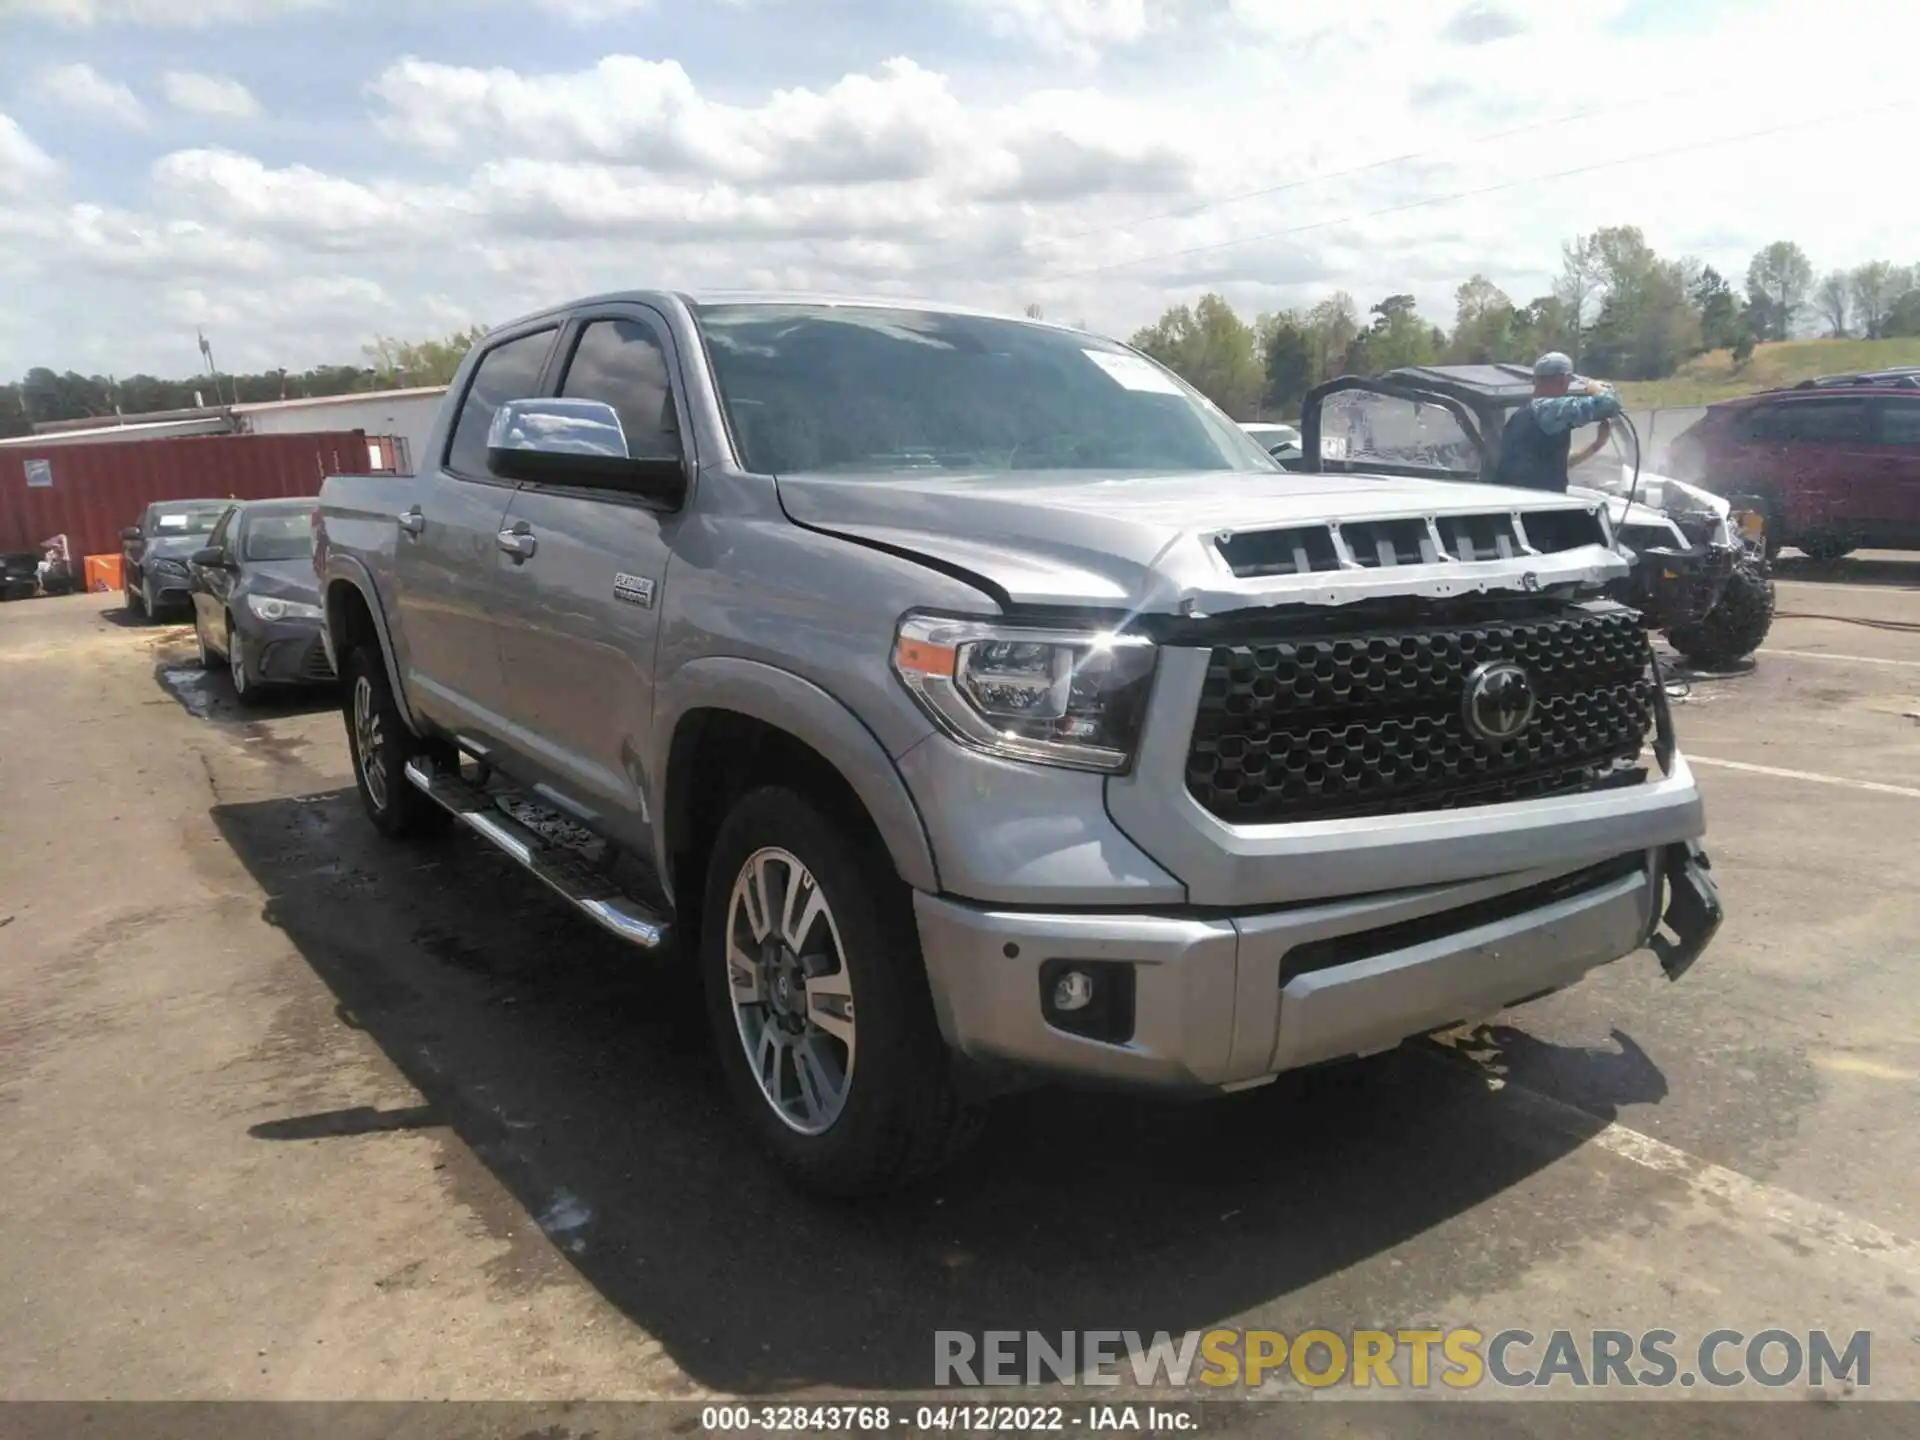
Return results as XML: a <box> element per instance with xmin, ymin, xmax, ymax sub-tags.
<box><xmin>228</xmin><ymin>622</ymin><xmax>264</xmax><ymax>706</ymax></box>
<box><xmin>725</xmin><ymin>846</ymin><xmax>856</xmax><ymax>1136</ymax></box>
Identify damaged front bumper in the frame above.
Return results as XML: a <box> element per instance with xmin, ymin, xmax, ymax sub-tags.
<box><xmin>1631</xmin><ymin>542</ymin><xmax>1738</xmax><ymax>629</ymax></box>
<box><xmin>1650</xmin><ymin>838</ymin><xmax>1722</xmax><ymax>981</ymax></box>
<box><xmin>915</xmin><ymin>843</ymin><xmax>1720</xmax><ymax>1093</ymax></box>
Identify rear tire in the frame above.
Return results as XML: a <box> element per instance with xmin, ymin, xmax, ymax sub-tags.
<box><xmin>342</xmin><ymin>644</ymin><xmax>453</xmax><ymax>839</ymax></box>
<box><xmin>1668</xmin><ymin>558</ymin><xmax>1776</xmax><ymax>669</ymax></box>
<box><xmin>1797</xmin><ymin>535</ymin><xmax>1855</xmax><ymax>563</ymax></box>
<box><xmin>701</xmin><ymin>786</ymin><xmax>979</xmax><ymax>1196</ymax></box>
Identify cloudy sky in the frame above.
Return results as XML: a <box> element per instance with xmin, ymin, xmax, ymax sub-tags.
<box><xmin>2</xmin><ymin>0</ymin><xmax>1915</xmax><ymax>380</ymax></box>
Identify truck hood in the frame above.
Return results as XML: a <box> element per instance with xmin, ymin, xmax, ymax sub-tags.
<box><xmin>775</xmin><ymin>468</ymin><xmax>1629</xmax><ymax>615</ymax></box>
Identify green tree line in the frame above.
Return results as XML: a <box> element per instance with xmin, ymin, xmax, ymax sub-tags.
<box><xmin>1128</xmin><ymin>232</ymin><xmax>1920</xmax><ymax>421</ymax></box>
<box><xmin>0</xmin><ymin>326</ymin><xmax>487</xmax><ymax>439</ymax></box>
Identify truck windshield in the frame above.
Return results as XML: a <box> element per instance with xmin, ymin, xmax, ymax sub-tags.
<box><xmin>693</xmin><ymin>303</ymin><xmax>1277</xmax><ymax>476</ymax></box>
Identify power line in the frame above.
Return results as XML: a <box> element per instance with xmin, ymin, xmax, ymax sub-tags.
<box><xmin>1027</xmin><ymin>98</ymin><xmax>1916</xmax><ymax>286</ymax></box>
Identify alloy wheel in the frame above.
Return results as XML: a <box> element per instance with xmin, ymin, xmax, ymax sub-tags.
<box><xmin>228</xmin><ymin>629</ymin><xmax>248</xmax><ymax>697</ymax></box>
<box><xmin>725</xmin><ymin>846</ymin><xmax>856</xmax><ymax>1135</ymax></box>
<box><xmin>353</xmin><ymin>673</ymin><xmax>388</xmax><ymax>812</ymax></box>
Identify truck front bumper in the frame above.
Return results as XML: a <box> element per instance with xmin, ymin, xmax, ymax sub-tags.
<box><xmin>916</xmin><ymin>843</ymin><xmax>1719</xmax><ymax>1091</ymax></box>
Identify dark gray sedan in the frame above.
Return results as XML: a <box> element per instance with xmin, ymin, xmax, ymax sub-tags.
<box><xmin>187</xmin><ymin>498</ymin><xmax>333</xmax><ymax>704</ymax></box>
<box><xmin>122</xmin><ymin>499</ymin><xmax>232</xmax><ymax>619</ymax></box>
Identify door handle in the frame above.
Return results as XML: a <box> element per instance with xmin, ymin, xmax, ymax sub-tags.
<box><xmin>397</xmin><ymin>507</ymin><xmax>425</xmax><ymax>536</ymax></box>
<box><xmin>496</xmin><ymin>524</ymin><xmax>537</xmax><ymax>561</ymax></box>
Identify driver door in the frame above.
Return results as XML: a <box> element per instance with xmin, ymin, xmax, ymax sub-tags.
<box><xmin>488</xmin><ymin>307</ymin><xmax>695</xmax><ymax>862</ymax></box>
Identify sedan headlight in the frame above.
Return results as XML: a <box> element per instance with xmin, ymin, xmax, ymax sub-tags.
<box><xmin>149</xmin><ymin>557</ymin><xmax>189</xmax><ymax>576</ymax></box>
<box><xmin>247</xmin><ymin>594</ymin><xmax>323</xmax><ymax>623</ymax></box>
<box><xmin>891</xmin><ymin>614</ymin><xmax>1157</xmax><ymax>773</ymax></box>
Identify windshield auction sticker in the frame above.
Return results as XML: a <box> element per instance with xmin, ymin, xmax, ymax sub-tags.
<box><xmin>1082</xmin><ymin>350</ymin><xmax>1186</xmax><ymax>395</ymax></box>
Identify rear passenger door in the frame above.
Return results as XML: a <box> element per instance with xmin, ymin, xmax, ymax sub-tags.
<box><xmin>393</xmin><ymin>324</ymin><xmax>558</xmax><ymax>745</ymax></box>
<box><xmin>1869</xmin><ymin>396</ymin><xmax>1920</xmax><ymax>534</ymax></box>
<box><xmin>1771</xmin><ymin>397</ymin><xmax>1876</xmax><ymax>532</ymax></box>
<box><xmin>489</xmin><ymin>307</ymin><xmax>695</xmax><ymax>861</ymax></box>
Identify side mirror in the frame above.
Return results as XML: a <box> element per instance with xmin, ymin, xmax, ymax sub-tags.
<box><xmin>121</xmin><ymin>527</ymin><xmax>142</xmax><ymax>542</ymax></box>
<box><xmin>485</xmin><ymin>397</ymin><xmax>687</xmax><ymax>503</ymax></box>
<box><xmin>190</xmin><ymin>546</ymin><xmax>229</xmax><ymax>569</ymax></box>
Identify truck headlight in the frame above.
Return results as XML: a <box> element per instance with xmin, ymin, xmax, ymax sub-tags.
<box><xmin>247</xmin><ymin>594</ymin><xmax>323</xmax><ymax>623</ymax></box>
<box><xmin>891</xmin><ymin>615</ymin><xmax>1157</xmax><ymax>773</ymax></box>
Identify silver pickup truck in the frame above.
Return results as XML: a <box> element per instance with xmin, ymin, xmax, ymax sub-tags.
<box><xmin>315</xmin><ymin>293</ymin><xmax>1722</xmax><ymax>1194</ymax></box>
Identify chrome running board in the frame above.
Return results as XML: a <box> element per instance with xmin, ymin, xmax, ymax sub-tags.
<box><xmin>402</xmin><ymin>758</ymin><xmax>669</xmax><ymax>950</ymax></box>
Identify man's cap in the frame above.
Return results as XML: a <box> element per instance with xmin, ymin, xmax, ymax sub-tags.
<box><xmin>1533</xmin><ymin>351</ymin><xmax>1575</xmax><ymax>378</ymax></box>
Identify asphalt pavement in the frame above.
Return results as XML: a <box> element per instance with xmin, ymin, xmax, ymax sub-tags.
<box><xmin>1</xmin><ymin>558</ymin><xmax>1916</xmax><ymax>1423</ymax></box>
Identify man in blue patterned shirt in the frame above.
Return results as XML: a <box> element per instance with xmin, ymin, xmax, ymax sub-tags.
<box><xmin>1494</xmin><ymin>351</ymin><xmax>1624</xmax><ymax>492</ymax></box>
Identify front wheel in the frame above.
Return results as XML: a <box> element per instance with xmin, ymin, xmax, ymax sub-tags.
<box><xmin>342</xmin><ymin>645</ymin><xmax>452</xmax><ymax>839</ymax></box>
<box><xmin>227</xmin><ymin>620</ymin><xmax>267</xmax><ymax>707</ymax></box>
<box><xmin>1668</xmin><ymin>559</ymin><xmax>1776</xmax><ymax>669</ymax></box>
<box><xmin>702</xmin><ymin>787</ymin><xmax>978</xmax><ymax>1195</ymax></box>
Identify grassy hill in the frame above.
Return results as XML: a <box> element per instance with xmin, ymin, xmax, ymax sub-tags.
<box><xmin>1614</xmin><ymin>337</ymin><xmax>1920</xmax><ymax>409</ymax></box>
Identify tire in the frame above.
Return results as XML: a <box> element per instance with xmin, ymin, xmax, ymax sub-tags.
<box><xmin>1797</xmin><ymin>535</ymin><xmax>1855</xmax><ymax>563</ymax></box>
<box><xmin>1668</xmin><ymin>559</ymin><xmax>1776</xmax><ymax>669</ymax></box>
<box><xmin>227</xmin><ymin>618</ymin><xmax>268</xmax><ymax>708</ymax></box>
<box><xmin>702</xmin><ymin>786</ymin><xmax>979</xmax><ymax>1196</ymax></box>
<box><xmin>342</xmin><ymin>644</ymin><xmax>453</xmax><ymax>839</ymax></box>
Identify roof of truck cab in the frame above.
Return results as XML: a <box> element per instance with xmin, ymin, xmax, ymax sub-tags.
<box><xmin>497</xmin><ymin>290</ymin><xmax>1086</xmax><ymax>332</ymax></box>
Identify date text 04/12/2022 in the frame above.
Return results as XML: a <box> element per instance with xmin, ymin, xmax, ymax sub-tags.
<box><xmin>699</xmin><ymin>1405</ymin><xmax>1192</xmax><ymax>1432</ymax></box>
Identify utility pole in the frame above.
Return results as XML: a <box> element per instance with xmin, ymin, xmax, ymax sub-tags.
<box><xmin>198</xmin><ymin>328</ymin><xmax>227</xmax><ymax>407</ymax></box>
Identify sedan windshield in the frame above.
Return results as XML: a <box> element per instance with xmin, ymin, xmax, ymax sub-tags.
<box><xmin>149</xmin><ymin>504</ymin><xmax>229</xmax><ymax>536</ymax></box>
<box><xmin>242</xmin><ymin>510</ymin><xmax>316</xmax><ymax>562</ymax></box>
<box><xmin>694</xmin><ymin>303</ymin><xmax>1277</xmax><ymax>476</ymax></box>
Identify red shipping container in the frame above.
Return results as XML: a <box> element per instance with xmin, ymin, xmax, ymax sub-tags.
<box><xmin>0</xmin><ymin>432</ymin><xmax>390</xmax><ymax>562</ymax></box>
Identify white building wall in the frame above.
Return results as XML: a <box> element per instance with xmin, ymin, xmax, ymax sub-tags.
<box><xmin>237</xmin><ymin>390</ymin><xmax>446</xmax><ymax>474</ymax></box>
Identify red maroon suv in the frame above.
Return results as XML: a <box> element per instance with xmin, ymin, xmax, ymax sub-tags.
<box><xmin>1667</xmin><ymin>372</ymin><xmax>1920</xmax><ymax>560</ymax></box>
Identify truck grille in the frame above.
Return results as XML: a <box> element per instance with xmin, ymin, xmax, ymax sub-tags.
<box><xmin>1185</xmin><ymin>605</ymin><xmax>1656</xmax><ymax>824</ymax></box>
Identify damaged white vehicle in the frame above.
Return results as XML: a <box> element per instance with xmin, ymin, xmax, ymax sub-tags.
<box><xmin>1299</xmin><ymin>364</ymin><xmax>1776</xmax><ymax>669</ymax></box>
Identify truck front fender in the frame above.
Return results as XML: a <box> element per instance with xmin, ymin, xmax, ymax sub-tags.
<box><xmin>322</xmin><ymin>555</ymin><xmax>424</xmax><ymax>737</ymax></box>
<box><xmin>653</xmin><ymin>657</ymin><xmax>940</xmax><ymax>896</ymax></box>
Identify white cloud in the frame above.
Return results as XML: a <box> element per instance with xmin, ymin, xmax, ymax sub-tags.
<box><xmin>5</xmin><ymin>0</ymin><xmax>1920</xmax><ymax>378</ymax></box>
<box><xmin>9</xmin><ymin>0</ymin><xmax>325</xmax><ymax>23</ymax></box>
<box><xmin>32</xmin><ymin>62</ymin><xmax>149</xmax><ymax>128</ymax></box>
<box><xmin>161</xmin><ymin>71</ymin><xmax>263</xmax><ymax>119</ymax></box>
<box><xmin>960</xmin><ymin>0</ymin><xmax>1156</xmax><ymax>59</ymax></box>
<box><xmin>0</xmin><ymin>113</ymin><xmax>61</xmax><ymax>195</ymax></box>
<box><xmin>369</xmin><ymin>53</ymin><xmax>1204</xmax><ymax>202</ymax></box>
<box><xmin>536</xmin><ymin>0</ymin><xmax>657</xmax><ymax>18</ymax></box>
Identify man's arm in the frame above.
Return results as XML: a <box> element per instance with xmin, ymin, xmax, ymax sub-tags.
<box><xmin>1570</xmin><ymin>419</ymin><xmax>1613</xmax><ymax>468</ymax></box>
<box><xmin>1531</xmin><ymin>392</ymin><xmax>1624</xmax><ymax>435</ymax></box>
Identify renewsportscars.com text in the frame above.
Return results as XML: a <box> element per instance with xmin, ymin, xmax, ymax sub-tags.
<box><xmin>934</xmin><ymin>1328</ymin><xmax>1871</xmax><ymax>1391</ymax></box>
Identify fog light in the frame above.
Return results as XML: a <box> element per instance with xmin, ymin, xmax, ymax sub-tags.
<box><xmin>1038</xmin><ymin>958</ymin><xmax>1136</xmax><ymax>1044</ymax></box>
<box><xmin>1052</xmin><ymin>970</ymin><xmax>1095</xmax><ymax>1012</ymax></box>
